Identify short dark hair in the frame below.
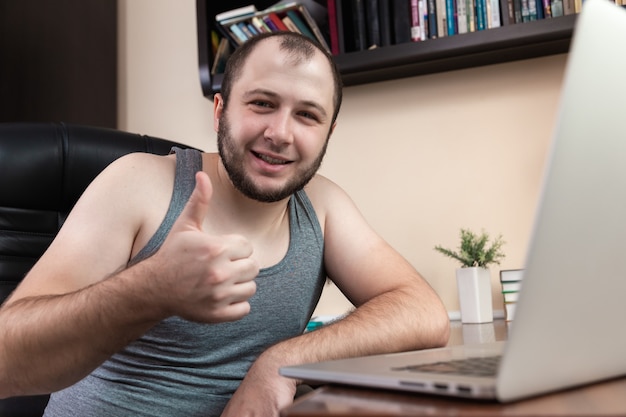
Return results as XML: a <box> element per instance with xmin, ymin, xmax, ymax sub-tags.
<box><xmin>220</xmin><ymin>32</ymin><xmax>343</xmax><ymax>124</ymax></box>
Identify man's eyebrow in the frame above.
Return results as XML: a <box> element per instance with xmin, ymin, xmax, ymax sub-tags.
<box><xmin>242</xmin><ymin>89</ymin><xmax>328</xmax><ymax>119</ymax></box>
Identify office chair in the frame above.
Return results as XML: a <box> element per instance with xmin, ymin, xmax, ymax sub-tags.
<box><xmin>0</xmin><ymin>122</ymin><xmax>195</xmax><ymax>417</ymax></box>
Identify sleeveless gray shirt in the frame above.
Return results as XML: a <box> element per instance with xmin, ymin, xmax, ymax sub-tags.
<box><xmin>44</xmin><ymin>148</ymin><xmax>326</xmax><ymax>417</ymax></box>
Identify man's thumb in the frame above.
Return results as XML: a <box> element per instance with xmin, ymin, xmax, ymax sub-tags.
<box><xmin>179</xmin><ymin>171</ymin><xmax>213</xmax><ymax>230</ymax></box>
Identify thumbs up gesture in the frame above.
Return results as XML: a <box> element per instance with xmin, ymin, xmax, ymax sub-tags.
<box><xmin>147</xmin><ymin>171</ymin><xmax>259</xmax><ymax>323</ymax></box>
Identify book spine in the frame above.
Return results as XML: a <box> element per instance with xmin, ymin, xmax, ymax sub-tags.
<box><xmin>500</xmin><ymin>0</ymin><xmax>514</xmax><ymax>24</ymax></box>
<box><xmin>392</xmin><ymin>0</ymin><xmax>412</xmax><ymax>44</ymax></box>
<box><xmin>410</xmin><ymin>0</ymin><xmax>421</xmax><ymax>41</ymax></box>
<box><xmin>513</xmin><ymin>0</ymin><xmax>523</xmax><ymax>22</ymax></box>
<box><xmin>352</xmin><ymin>0</ymin><xmax>367</xmax><ymax>50</ymax></box>
<box><xmin>286</xmin><ymin>10</ymin><xmax>315</xmax><ymax>40</ymax></box>
<box><xmin>365</xmin><ymin>0</ymin><xmax>381</xmax><ymax>47</ymax></box>
<box><xmin>436</xmin><ymin>0</ymin><xmax>447</xmax><ymax>36</ymax></box>
<box><xmin>267</xmin><ymin>12</ymin><xmax>289</xmax><ymax>31</ymax></box>
<box><xmin>527</xmin><ymin>0</ymin><xmax>538</xmax><ymax>20</ymax></box>
<box><xmin>327</xmin><ymin>0</ymin><xmax>340</xmax><ymax>54</ymax></box>
<box><xmin>476</xmin><ymin>0</ymin><xmax>486</xmax><ymax>30</ymax></box>
<box><xmin>563</xmin><ymin>0</ymin><xmax>575</xmax><ymax>14</ymax></box>
<box><xmin>445</xmin><ymin>0</ymin><xmax>457</xmax><ymax>35</ymax></box>
<box><xmin>336</xmin><ymin>0</ymin><xmax>346</xmax><ymax>53</ymax></box>
<box><xmin>229</xmin><ymin>23</ymin><xmax>247</xmax><ymax>44</ymax></box>
<box><xmin>418</xmin><ymin>0</ymin><xmax>427</xmax><ymax>40</ymax></box>
<box><xmin>466</xmin><ymin>0</ymin><xmax>475</xmax><ymax>31</ymax></box>
<box><xmin>490</xmin><ymin>0</ymin><xmax>501</xmax><ymax>26</ymax></box>
<box><xmin>378</xmin><ymin>0</ymin><xmax>393</xmax><ymax>45</ymax></box>
<box><xmin>456</xmin><ymin>0</ymin><xmax>468</xmax><ymax>33</ymax></box>
<box><xmin>426</xmin><ymin>0</ymin><xmax>438</xmax><ymax>38</ymax></box>
<box><xmin>550</xmin><ymin>0</ymin><xmax>564</xmax><ymax>16</ymax></box>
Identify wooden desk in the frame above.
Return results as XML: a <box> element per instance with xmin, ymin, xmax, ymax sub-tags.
<box><xmin>281</xmin><ymin>320</ymin><xmax>626</xmax><ymax>416</ymax></box>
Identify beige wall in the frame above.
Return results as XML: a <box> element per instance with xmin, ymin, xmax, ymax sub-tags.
<box><xmin>118</xmin><ymin>0</ymin><xmax>567</xmax><ymax>319</ymax></box>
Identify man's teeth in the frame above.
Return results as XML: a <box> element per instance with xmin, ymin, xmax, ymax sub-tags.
<box><xmin>256</xmin><ymin>153</ymin><xmax>289</xmax><ymax>165</ymax></box>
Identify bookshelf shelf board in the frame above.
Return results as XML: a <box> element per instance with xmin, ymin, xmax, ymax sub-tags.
<box><xmin>197</xmin><ymin>0</ymin><xmax>577</xmax><ymax>97</ymax></box>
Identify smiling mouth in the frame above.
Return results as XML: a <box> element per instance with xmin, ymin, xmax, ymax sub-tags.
<box><xmin>252</xmin><ymin>151</ymin><xmax>291</xmax><ymax>165</ymax></box>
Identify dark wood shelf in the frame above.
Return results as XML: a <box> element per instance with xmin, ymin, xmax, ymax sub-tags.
<box><xmin>196</xmin><ymin>0</ymin><xmax>576</xmax><ymax>98</ymax></box>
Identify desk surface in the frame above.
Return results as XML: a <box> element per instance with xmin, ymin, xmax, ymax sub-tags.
<box><xmin>281</xmin><ymin>320</ymin><xmax>626</xmax><ymax>417</ymax></box>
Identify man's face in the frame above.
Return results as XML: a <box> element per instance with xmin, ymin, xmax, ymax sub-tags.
<box><xmin>215</xmin><ymin>38</ymin><xmax>336</xmax><ymax>203</ymax></box>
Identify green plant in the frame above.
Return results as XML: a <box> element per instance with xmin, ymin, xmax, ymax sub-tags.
<box><xmin>434</xmin><ymin>228</ymin><xmax>506</xmax><ymax>268</ymax></box>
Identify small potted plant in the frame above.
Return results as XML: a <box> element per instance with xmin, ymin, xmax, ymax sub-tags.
<box><xmin>435</xmin><ymin>229</ymin><xmax>505</xmax><ymax>323</ymax></box>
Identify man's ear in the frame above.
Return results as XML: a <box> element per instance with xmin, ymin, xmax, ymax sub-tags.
<box><xmin>213</xmin><ymin>93</ymin><xmax>224</xmax><ymax>133</ymax></box>
<box><xmin>328</xmin><ymin>121</ymin><xmax>337</xmax><ymax>138</ymax></box>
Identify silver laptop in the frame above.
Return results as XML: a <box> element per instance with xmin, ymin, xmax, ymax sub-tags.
<box><xmin>280</xmin><ymin>0</ymin><xmax>626</xmax><ymax>402</ymax></box>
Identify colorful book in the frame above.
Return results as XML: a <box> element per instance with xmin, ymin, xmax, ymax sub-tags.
<box><xmin>285</xmin><ymin>10</ymin><xmax>316</xmax><ymax>40</ymax></box>
<box><xmin>410</xmin><ymin>0</ymin><xmax>421</xmax><ymax>41</ymax></box>
<box><xmin>327</xmin><ymin>0</ymin><xmax>341</xmax><ymax>54</ymax></box>
<box><xmin>445</xmin><ymin>0</ymin><xmax>457</xmax><ymax>35</ymax></box>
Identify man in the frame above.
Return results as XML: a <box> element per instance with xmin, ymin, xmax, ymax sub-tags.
<box><xmin>0</xmin><ymin>32</ymin><xmax>449</xmax><ymax>416</ymax></box>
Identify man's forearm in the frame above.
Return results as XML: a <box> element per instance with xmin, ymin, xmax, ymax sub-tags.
<box><xmin>260</xmin><ymin>286</ymin><xmax>450</xmax><ymax>378</ymax></box>
<box><xmin>0</xmin><ymin>263</ymin><xmax>163</xmax><ymax>398</ymax></box>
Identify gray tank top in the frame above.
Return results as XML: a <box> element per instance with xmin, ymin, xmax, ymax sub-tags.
<box><xmin>44</xmin><ymin>148</ymin><xmax>326</xmax><ymax>417</ymax></box>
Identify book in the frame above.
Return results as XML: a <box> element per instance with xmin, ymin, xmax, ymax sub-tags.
<box><xmin>500</xmin><ymin>0</ymin><xmax>515</xmax><ymax>24</ymax></box>
<box><xmin>352</xmin><ymin>0</ymin><xmax>367</xmax><ymax>50</ymax></box>
<box><xmin>445</xmin><ymin>0</ymin><xmax>457</xmax><ymax>35</ymax></box>
<box><xmin>500</xmin><ymin>268</ymin><xmax>524</xmax><ymax>282</ymax></box>
<box><xmin>216</xmin><ymin>3</ymin><xmax>331</xmax><ymax>52</ymax></box>
<box><xmin>282</xmin><ymin>16</ymin><xmax>301</xmax><ymax>33</ymax></box>
<box><xmin>251</xmin><ymin>16</ymin><xmax>271</xmax><ymax>33</ymax></box>
<box><xmin>551</xmin><ymin>0</ymin><xmax>564</xmax><ymax>16</ymax></box>
<box><xmin>210</xmin><ymin>37</ymin><xmax>231</xmax><ymax>75</ymax></box>
<box><xmin>476</xmin><ymin>0</ymin><xmax>487</xmax><ymax>29</ymax></box>
<box><xmin>229</xmin><ymin>23</ymin><xmax>248</xmax><ymax>45</ymax></box>
<box><xmin>427</xmin><ymin>0</ymin><xmax>438</xmax><ymax>38</ymax></box>
<box><xmin>391</xmin><ymin>0</ymin><xmax>412</xmax><ymax>44</ymax></box>
<box><xmin>527</xmin><ymin>0</ymin><xmax>538</xmax><ymax>20</ymax></box>
<box><xmin>335</xmin><ymin>0</ymin><xmax>346</xmax><ymax>53</ymax></box>
<box><xmin>466</xmin><ymin>0</ymin><xmax>475</xmax><ymax>31</ymax></box>
<box><xmin>504</xmin><ymin>301</ymin><xmax>516</xmax><ymax>321</ymax></box>
<box><xmin>457</xmin><ymin>0</ymin><xmax>468</xmax><ymax>33</ymax></box>
<box><xmin>364</xmin><ymin>0</ymin><xmax>381</xmax><ymax>47</ymax></box>
<box><xmin>563</xmin><ymin>0</ymin><xmax>576</xmax><ymax>14</ymax></box>
<box><xmin>327</xmin><ymin>0</ymin><xmax>341</xmax><ymax>54</ymax></box>
<box><xmin>267</xmin><ymin>12</ymin><xmax>289</xmax><ymax>31</ymax></box>
<box><xmin>436</xmin><ymin>0</ymin><xmax>447</xmax><ymax>36</ymax></box>
<box><xmin>286</xmin><ymin>10</ymin><xmax>316</xmax><ymax>40</ymax></box>
<box><xmin>418</xmin><ymin>0</ymin><xmax>427</xmax><ymax>40</ymax></box>
<box><xmin>378</xmin><ymin>0</ymin><xmax>393</xmax><ymax>45</ymax></box>
<box><xmin>489</xmin><ymin>0</ymin><xmax>502</xmax><ymax>26</ymax></box>
<box><xmin>216</xmin><ymin>5</ymin><xmax>257</xmax><ymax>22</ymax></box>
<box><xmin>410</xmin><ymin>0</ymin><xmax>421</xmax><ymax>41</ymax></box>
<box><xmin>503</xmin><ymin>291</ymin><xmax>520</xmax><ymax>303</ymax></box>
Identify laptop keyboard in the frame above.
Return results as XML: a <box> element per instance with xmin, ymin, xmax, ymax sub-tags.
<box><xmin>394</xmin><ymin>355</ymin><xmax>501</xmax><ymax>378</ymax></box>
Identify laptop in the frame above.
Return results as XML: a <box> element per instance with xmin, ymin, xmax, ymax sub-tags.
<box><xmin>280</xmin><ymin>0</ymin><xmax>626</xmax><ymax>403</ymax></box>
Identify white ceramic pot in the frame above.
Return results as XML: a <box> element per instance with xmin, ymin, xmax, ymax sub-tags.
<box><xmin>456</xmin><ymin>267</ymin><xmax>493</xmax><ymax>324</ymax></box>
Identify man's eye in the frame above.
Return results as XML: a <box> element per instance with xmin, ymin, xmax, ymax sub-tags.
<box><xmin>252</xmin><ymin>101</ymin><xmax>272</xmax><ymax>108</ymax></box>
<box><xmin>299</xmin><ymin>111</ymin><xmax>318</xmax><ymax>121</ymax></box>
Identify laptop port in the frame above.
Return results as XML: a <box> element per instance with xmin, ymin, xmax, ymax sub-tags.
<box><xmin>457</xmin><ymin>385</ymin><xmax>472</xmax><ymax>394</ymax></box>
<box><xmin>434</xmin><ymin>383</ymin><xmax>448</xmax><ymax>391</ymax></box>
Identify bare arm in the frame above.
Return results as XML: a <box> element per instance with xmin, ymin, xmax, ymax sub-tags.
<box><xmin>0</xmin><ymin>158</ymin><xmax>258</xmax><ymax>398</ymax></box>
<box><xmin>221</xmin><ymin>176</ymin><xmax>449</xmax><ymax>416</ymax></box>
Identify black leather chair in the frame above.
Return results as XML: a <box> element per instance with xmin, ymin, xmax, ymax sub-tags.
<box><xmin>0</xmin><ymin>122</ymin><xmax>194</xmax><ymax>417</ymax></box>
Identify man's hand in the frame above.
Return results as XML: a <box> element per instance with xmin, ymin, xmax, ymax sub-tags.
<box><xmin>220</xmin><ymin>352</ymin><xmax>297</xmax><ymax>417</ymax></box>
<box><xmin>147</xmin><ymin>171</ymin><xmax>259</xmax><ymax>323</ymax></box>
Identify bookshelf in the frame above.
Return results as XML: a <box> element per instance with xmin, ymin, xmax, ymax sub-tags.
<box><xmin>196</xmin><ymin>0</ymin><xmax>576</xmax><ymax>98</ymax></box>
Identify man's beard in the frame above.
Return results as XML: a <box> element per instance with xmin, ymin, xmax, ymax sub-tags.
<box><xmin>217</xmin><ymin>111</ymin><xmax>329</xmax><ymax>203</ymax></box>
